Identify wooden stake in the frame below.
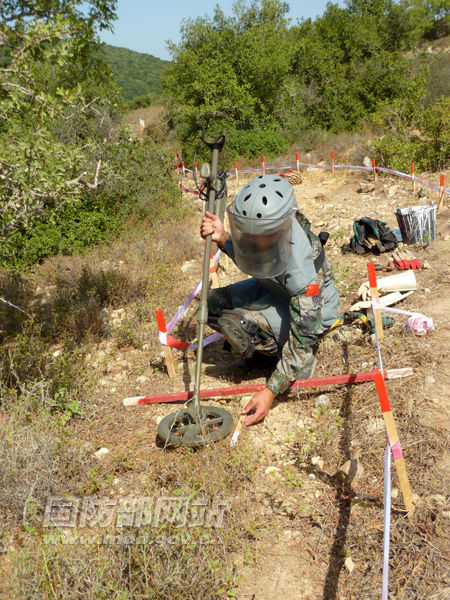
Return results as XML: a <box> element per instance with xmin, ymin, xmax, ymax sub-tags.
<box><xmin>155</xmin><ymin>310</ymin><xmax>176</xmax><ymax>378</ymax></box>
<box><xmin>209</xmin><ymin>252</ymin><xmax>219</xmax><ymax>288</ymax></box>
<box><xmin>262</xmin><ymin>155</ymin><xmax>265</xmax><ymax>175</ymax></box>
<box><xmin>331</xmin><ymin>150</ymin><xmax>335</xmax><ymax>174</ymax></box>
<box><xmin>372</xmin><ymin>158</ymin><xmax>377</xmax><ymax>181</ymax></box>
<box><xmin>368</xmin><ymin>262</ymin><xmax>384</xmax><ymax>342</ymax></box>
<box><xmin>234</xmin><ymin>161</ymin><xmax>239</xmax><ymax>184</ymax></box>
<box><xmin>139</xmin><ymin>118</ymin><xmax>145</xmax><ymax>140</ymax></box>
<box><xmin>411</xmin><ymin>162</ymin><xmax>415</xmax><ymax>192</ymax></box>
<box><xmin>296</xmin><ymin>152</ymin><xmax>300</xmax><ymax>173</ymax></box>
<box><xmin>439</xmin><ymin>174</ymin><xmax>445</xmax><ymax>209</ymax></box>
<box><xmin>373</xmin><ymin>371</ymin><xmax>415</xmax><ymax>517</ymax></box>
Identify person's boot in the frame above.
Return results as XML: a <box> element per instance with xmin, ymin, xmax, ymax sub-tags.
<box><xmin>216</xmin><ymin>310</ymin><xmax>256</xmax><ymax>359</ymax></box>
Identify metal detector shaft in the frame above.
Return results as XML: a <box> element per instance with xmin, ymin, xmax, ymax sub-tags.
<box><xmin>191</xmin><ymin>137</ymin><xmax>224</xmax><ymax>418</ymax></box>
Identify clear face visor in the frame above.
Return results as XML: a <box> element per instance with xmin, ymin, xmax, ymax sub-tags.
<box><xmin>226</xmin><ymin>206</ymin><xmax>293</xmax><ymax>278</ymax></box>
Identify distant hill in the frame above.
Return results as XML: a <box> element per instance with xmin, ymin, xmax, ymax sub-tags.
<box><xmin>101</xmin><ymin>44</ymin><xmax>169</xmax><ymax>103</ymax></box>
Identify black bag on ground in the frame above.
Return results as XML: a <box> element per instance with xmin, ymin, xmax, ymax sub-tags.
<box><xmin>349</xmin><ymin>217</ymin><xmax>398</xmax><ymax>254</ymax></box>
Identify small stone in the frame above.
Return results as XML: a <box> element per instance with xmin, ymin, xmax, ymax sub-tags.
<box><xmin>156</xmin><ymin>416</ymin><xmax>164</xmax><ymax>425</ymax></box>
<box><xmin>315</xmin><ymin>394</ymin><xmax>330</xmax><ymax>409</ymax></box>
<box><xmin>136</xmin><ymin>375</ymin><xmax>150</xmax><ymax>384</ymax></box>
<box><xmin>283</xmin><ymin>530</ymin><xmax>293</xmax><ymax>538</ymax></box>
<box><xmin>358</xmin><ymin>182</ymin><xmax>375</xmax><ymax>194</ymax></box>
<box><xmin>363</xmin><ymin>156</ymin><xmax>372</xmax><ymax>168</ymax></box>
<box><xmin>265</xmin><ymin>466</ymin><xmax>280</xmax><ymax>475</ymax></box>
<box><xmin>391</xmin><ymin>488</ymin><xmax>399</xmax><ymax>500</ymax></box>
<box><xmin>94</xmin><ymin>447</ymin><xmax>110</xmax><ymax>460</ymax></box>
<box><xmin>344</xmin><ymin>556</ymin><xmax>355</xmax><ymax>573</ymax></box>
<box><xmin>308</xmin><ymin>473</ymin><xmax>316</xmax><ymax>479</ymax></box>
<box><xmin>142</xmin><ymin>343</ymin><xmax>151</xmax><ymax>350</ymax></box>
<box><xmin>52</xmin><ymin>350</ymin><xmax>61</xmax><ymax>358</ymax></box>
<box><xmin>361</xmin><ymin>361</ymin><xmax>369</xmax><ymax>369</ymax></box>
<box><xmin>311</xmin><ymin>456</ymin><xmax>324</xmax><ymax>470</ymax></box>
<box><xmin>110</xmin><ymin>387</ymin><xmax>117</xmax><ymax>393</ymax></box>
<box><xmin>113</xmin><ymin>478</ymin><xmax>120</xmax><ymax>485</ymax></box>
<box><xmin>314</xmin><ymin>491</ymin><xmax>321</xmax><ymax>499</ymax></box>
<box><xmin>366</xmin><ymin>418</ymin><xmax>385</xmax><ymax>434</ymax></box>
<box><xmin>99</xmin><ymin>378</ymin><xmax>107</xmax><ymax>386</ymax></box>
<box><xmin>442</xmin><ymin>511</ymin><xmax>450</xmax><ymax>520</ymax></box>
<box><xmin>422</xmin><ymin>261</ymin><xmax>430</xmax><ymax>269</ymax></box>
<box><xmin>428</xmin><ymin>494</ymin><xmax>446</xmax><ymax>505</ymax></box>
<box><xmin>412</xmin><ymin>493</ymin><xmax>420</xmax><ymax>505</ymax></box>
<box><xmin>181</xmin><ymin>262</ymin><xmax>193</xmax><ymax>273</ymax></box>
<box><xmin>369</xmin><ymin>333</ymin><xmax>377</xmax><ymax>346</ymax></box>
<box><xmin>425</xmin><ymin>375</ymin><xmax>436</xmax><ymax>387</ymax></box>
<box><xmin>424</xmin><ymin>288</ymin><xmax>431</xmax><ymax>294</ymax></box>
<box><xmin>337</xmin><ymin>459</ymin><xmax>364</xmax><ymax>482</ymax></box>
<box><xmin>296</xmin><ymin>419</ymin><xmax>306</xmax><ymax>430</ymax></box>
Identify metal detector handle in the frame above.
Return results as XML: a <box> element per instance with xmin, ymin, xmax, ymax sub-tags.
<box><xmin>199</xmin><ymin>133</ymin><xmax>225</xmax><ymax>153</ymax></box>
<box><xmin>191</xmin><ymin>134</ymin><xmax>225</xmax><ymax>416</ymax></box>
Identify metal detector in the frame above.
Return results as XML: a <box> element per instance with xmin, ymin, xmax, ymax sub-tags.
<box><xmin>157</xmin><ymin>134</ymin><xmax>234</xmax><ymax>447</ymax></box>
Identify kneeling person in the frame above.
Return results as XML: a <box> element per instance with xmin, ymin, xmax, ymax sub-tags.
<box><xmin>201</xmin><ymin>174</ymin><xmax>339</xmax><ymax>426</ymax></box>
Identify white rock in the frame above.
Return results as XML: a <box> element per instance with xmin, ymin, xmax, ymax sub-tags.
<box><xmin>425</xmin><ymin>375</ymin><xmax>436</xmax><ymax>387</ymax></box>
<box><xmin>391</xmin><ymin>488</ymin><xmax>399</xmax><ymax>500</ymax></box>
<box><xmin>296</xmin><ymin>419</ymin><xmax>306</xmax><ymax>430</ymax></box>
<box><xmin>428</xmin><ymin>494</ymin><xmax>446</xmax><ymax>505</ymax></box>
<box><xmin>363</xmin><ymin>156</ymin><xmax>372</xmax><ymax>167</ymax></box>
<box><xmin>366</xmin><ymin>418</ymin><xmax>385</xmax><ymax>434</ymax></box>
<box><xmin>315</xmin><ymin>394</ymin><xmax>330</xmax><ymax>409</ymax></box>
<box><xmin>265</xmin><ymin>466</ymin><xmax>280</xmax><ymax>475</ymax></box>
<box><xmin>338</xmin><ymin>459</ymin><xmax>364</xmax><ymax>482</ymax></box>
<box><xmin>94</xmin><ymin>447</ymin><xmax>110</xmax><ymax>460</ymax></box>
<box><xmin>52</xmin><ymin>350</ymin><xmax>61</xmax><ymax>358</ymax></box>
<box><xmin>344</xmin><ymin>556</ymin><xmax>355</xmax><ymax>573</ymax></box>
<box><xmin>311</xmin><ymin>456</ymin><xmax>324</xmax><ymax>470</ymax></box>
<box><xmin>412</xmin><ymin>493</ymin><xmax>420</xmax><ymax>505</ymax></box>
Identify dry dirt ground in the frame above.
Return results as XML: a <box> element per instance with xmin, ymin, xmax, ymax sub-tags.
<box><xmin>79</xmin><ymin>166</ymin><xmax>449</xmax><ymax>599</ymax></box>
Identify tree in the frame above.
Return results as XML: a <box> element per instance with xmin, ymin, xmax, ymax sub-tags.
<box><xmin>163</xmin><ymin>0</ymin><xmax>293</xmax><ymax>160</ymax></box>
<box><xmin>0</xmin><ymin>1</ymin><xmax>119</xmax><ymax>261</ymax></box>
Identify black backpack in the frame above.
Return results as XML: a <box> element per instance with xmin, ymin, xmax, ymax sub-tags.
<box><xmin>349</xmin><ymin>217</ymin><xmax>398</xmax><ymax>254</ymax></box>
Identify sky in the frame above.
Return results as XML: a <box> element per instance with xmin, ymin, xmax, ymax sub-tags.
<box><xmin>99</xmin><ymin>1</ymin><xmax>345</xmax><ymax>61</ymax></box>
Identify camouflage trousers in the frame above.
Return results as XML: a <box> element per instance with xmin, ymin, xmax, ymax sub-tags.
<box><xmin>208</xmin><ymin>285</ymin><xmax>279</xmax><ymax>355</ymax></box>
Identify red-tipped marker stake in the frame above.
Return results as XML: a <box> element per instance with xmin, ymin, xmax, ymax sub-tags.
<box><xmin>155</xmin><ymin>310</ymin><xmax>176</xmax><ymax>378</ymax></box>
<box><xmin>262</xmin><ymin>155</ymin><xmax>265</xmax><ymax>174</ymax></box>
<box><xmin>331</xmin><ymin>150</ymin><xmax>335</xmax><ymax>174</ymax></box>
<box><xmin>181</xmin><ymin>160</ymin><xmax>185</xmax><ymax>176</ymax></box>
<box><xmin>373</xmin><ymin>370</ymin><xmax>415</xmax><ymax>517</ymax></box>
<box><xmin>296</xmin><ymin>151</ymin><xmax>300</xmax><ymax>172</ymax></box>
<box><xmin>234</xmin><ymin>161</ymin><xmax>238</xmax><ymax>183</ymax></box>
<box><xmin>439</xmin><ymin>174</ymin><xmax>445</xmax><ymax>209</ymax></box>
<box><xmin>194</xmin><ymin>161</ymin><xmax>199</xmax><ymax>178</ymax></box>
<box><xmin>372</xmin><ymin>158</ymin><xmax>377</xmax><ymax>181</ymax></box>
<box><xmin>411</xmin><ymin>162</ymin><xmax>415</xmax><ymax>192</ymax></box>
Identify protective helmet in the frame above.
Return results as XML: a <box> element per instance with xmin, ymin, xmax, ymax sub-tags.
<box><xmin>226</xmin><ymin>174</ymin><xmax>297</xmax><ymax>278</ymax></box>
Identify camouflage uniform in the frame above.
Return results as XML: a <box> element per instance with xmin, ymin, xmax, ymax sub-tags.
<box><xmin>208</xmin><ymin>212</ymin><xmax>339</xmax><ymax>397</ymax></box>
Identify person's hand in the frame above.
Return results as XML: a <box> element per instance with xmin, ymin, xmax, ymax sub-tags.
<box><xmin>201</xmin><ymin>211</ymin><xmax>227</xmax><ymax>247</ymax></box>
<box><xmin>242</xmin><ymin>388</ymin><xmax>275</xmax><ymax>426</ymax></box>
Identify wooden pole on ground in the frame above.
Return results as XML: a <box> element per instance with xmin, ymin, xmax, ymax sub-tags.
<box><xmin>155</xmin><ymin>310</ymin><xmax>176</xmax><ymax>378</ymax></box>
<box><xmin>123</xmin><ymin>368</ymin><xmax>413</xmax><ymax>405</ymax></box>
